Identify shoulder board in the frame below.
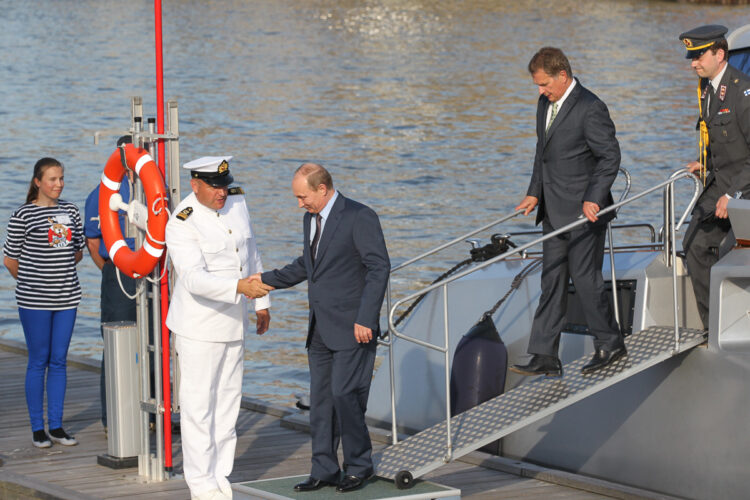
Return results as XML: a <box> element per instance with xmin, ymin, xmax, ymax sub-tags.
<box><xmin>228</xmin><ymin>187</ymin><xmax>244</xmax><ymax>195</ymax></box>
<box><xmin>176</xmin><ymin>207</ymin><xmax>193</xmax><ymax>221</ymax></box>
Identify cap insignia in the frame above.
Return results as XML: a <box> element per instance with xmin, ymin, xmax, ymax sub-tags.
<box><xmin>218</xmin><ymin>160</ymin><xmax>229</xmax><ymax>174</ymax></box>
<box><xmin>176</xmin><ymin>207</ymin><xmax>193</xmax><ymax>221</ymax></box>
<box><xmin>228</xmin><ymin>187</ymin><xmax>244</xmax><ymax>196</ymax></box>
<box><xmin>683</xmin><ymin>38</ymin><xmax>693</xmax><ymax>48</ymax></box>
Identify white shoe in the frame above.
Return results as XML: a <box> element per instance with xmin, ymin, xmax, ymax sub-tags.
<box><xmin>217</xmin><ymin>477</ymin><xmax>233</xmax><ymax>499</ymax></box>
<box><xmin>191</xmin><ymin>488</ymin><xmax>230</xmax><ymax>500</ymax></box>
<box><xmin>48</xmin><ymin>428</ymin><xmax>78</xmax><ymax>446</ymax></box>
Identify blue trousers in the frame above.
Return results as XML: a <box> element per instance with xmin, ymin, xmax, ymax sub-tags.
<box><xmin>18</xmin><ymin>307</ymin><xmax>77</xmax><ymax>431</ymax></box>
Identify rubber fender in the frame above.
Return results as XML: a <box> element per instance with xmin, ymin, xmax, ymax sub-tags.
<box><xmin>450</xmin><ymin>315</ymin><xmax>508</xmax><ymax>415</ymax></box>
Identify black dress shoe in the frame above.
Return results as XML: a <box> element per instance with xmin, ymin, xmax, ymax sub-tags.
<box><xmin>336</xmin><ymin>475</ymin><xmax>364</xmax><ymax>493</ymax></box>
<box><xmin>294</xmin><ymin>476</ymin><xmax>335</xmax><ymax>492</ymax></box>
<box><xmin>581</xmin><ymin>346</ymin><xmax>627</xmax><ymax>374</ymax></box>
<box><xmin>509</xmin><ymin>354</ymin><xmax>562</xmax><ymax>377</ymax></box>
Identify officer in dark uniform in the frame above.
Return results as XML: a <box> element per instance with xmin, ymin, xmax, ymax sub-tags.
<box><xmin>679</xmin><ymin>25</ymin><xmax>750</xmax><ymax>329</ymax></box>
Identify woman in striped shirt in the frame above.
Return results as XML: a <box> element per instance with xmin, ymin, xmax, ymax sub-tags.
<box><xmin>3</xmin><ymin>157</ymin><xmax>84</xmax><ymax>448</ymax></box>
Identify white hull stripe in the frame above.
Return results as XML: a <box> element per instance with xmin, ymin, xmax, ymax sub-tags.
<box><xmin>143</xmin><ymin>240</ymin><xmax>164</xmax><ymax>258</ymax></box>
<box><xmin>108</xmin><ymin>240</ymin><xmax>127</xmax><ymax>260</ymax></box>
<box><xmin>134</xmin><ymin>154</ymin><xmax>153</xmax><ymax>176</ymax></box>
<box><xmin>101</xmin><ymin>173</ymin><xmax>121</xmax><ymax>192</ymax></box>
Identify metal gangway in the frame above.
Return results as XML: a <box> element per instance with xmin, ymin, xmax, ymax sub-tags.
<box><xmin>374</xmin><ymin>169</ymin><xmax>704</xmax><ymax>488</ymax></box>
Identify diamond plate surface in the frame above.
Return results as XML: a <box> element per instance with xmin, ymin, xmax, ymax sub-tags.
<box><xmin>374</xmin><ymin>326</ymin><xmax>705</xmax><ymax>480</ymax></box>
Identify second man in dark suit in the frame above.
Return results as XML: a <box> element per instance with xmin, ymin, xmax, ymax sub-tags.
<box><xmin>510</xmin><ymin>47</ymin><xmax>625</xmax><ymax>377</ymax></box>
<box><xmin>256</xmin><ymin>163</ymin><xmax>390</xmax><ymax>493</ymax></box>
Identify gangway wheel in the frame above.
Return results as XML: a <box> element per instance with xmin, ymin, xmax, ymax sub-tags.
<box><xmin>395</xmin><ymin>470</ymin><xmax>414</xmax><ymax>489</ymax></box>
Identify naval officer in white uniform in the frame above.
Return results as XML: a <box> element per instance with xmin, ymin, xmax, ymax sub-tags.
<box><xmin>165</xmin><ymin>156</ymin><xmax>272</xmax><ymax>500</ymax></box>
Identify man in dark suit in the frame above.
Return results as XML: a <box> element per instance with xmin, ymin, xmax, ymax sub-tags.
<box><xmin>256</xmin><ymin>163</ymin><xmax>390</xmax><ymax>493</ymax></box>
<box><xmin>678</xmin><ymin>25</ymin><xmax>750</xmax><ymax>330</ymax></box>
<box><xmin>509</xmin><ymin>47</ymin><xmax>625</xmax><ymax>377</ymax></box>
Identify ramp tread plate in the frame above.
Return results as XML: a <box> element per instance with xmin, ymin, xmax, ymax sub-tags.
<box><xmin>374</xmin><ymin>326</ymin><xmax>705</xmax><ymax>480</ymax></box>
<box><xmin>233</xmin><ymin>474</ymin><xmax>460</xmax><ymax>499</ymax></box>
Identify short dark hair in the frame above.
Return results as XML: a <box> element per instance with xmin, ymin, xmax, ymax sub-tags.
<box><xmin>295</xmin><ymin>163</ymin><xmax>333</xmax><ymax>190</ymax></box>
<box><xmin>528</xmin><ymin>47</ymin><xmax>573</xmax><ymax>78</ymax></box>
<box><xmin>710</xmin><ymin>39</ymin><xmax>729</xmax><ymax>62</ymax></box>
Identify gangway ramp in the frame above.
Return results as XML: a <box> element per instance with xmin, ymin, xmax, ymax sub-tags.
<box><xmin>374</xmin><ymin>325</ymin><xmax>706</xmax><ymax>487</ymax></box>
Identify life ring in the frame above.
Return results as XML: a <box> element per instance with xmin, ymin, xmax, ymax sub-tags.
<box><xmin>98</xmin><ymin>144</ymin><xmax>169</xmax><ymax>278</ymax></box>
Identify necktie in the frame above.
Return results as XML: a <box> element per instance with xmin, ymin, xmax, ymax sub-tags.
<box><xmin>546</xmin><ymin>102</ymin><xmax>558</xmax><ymax>132</ymax></box>
<box><xmin>310</xmin><ymin>213</ymin><xmax>322</xmax><ymax>262</ymax></box>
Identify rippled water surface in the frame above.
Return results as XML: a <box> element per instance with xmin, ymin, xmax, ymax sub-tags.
<box><xmin>1</xmin><ymin>0</ymin><xmax>749</xmax><ymax>406</ymax></box>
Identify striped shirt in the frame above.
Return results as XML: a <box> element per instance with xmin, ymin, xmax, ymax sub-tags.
<box><xmin>3</xmin><ymin>201</ymin><xmax>84</xmax><ymax>310</ymax></box>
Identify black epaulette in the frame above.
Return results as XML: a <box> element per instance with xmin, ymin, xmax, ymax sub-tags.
<box><xmin>176</xmin><ymin>207</ymin><xmax>193</xmax><ymax>221</ymax></box>
<box><xmin>228</xmin><ymin>186</ymin><xmax>244</xmax><ymax>196</ymax></box>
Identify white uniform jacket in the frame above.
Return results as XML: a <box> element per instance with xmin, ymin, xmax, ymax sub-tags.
<box><xmin>165</xmin><ymin>189</ymin><xmax>270</xmax><ymax>342</ymax></box>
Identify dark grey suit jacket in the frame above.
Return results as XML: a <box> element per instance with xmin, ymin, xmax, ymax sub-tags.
<box><xmin>526</xmin><ymin>79</ymin><xmax>620</xmax><ymax>229</ymax></box>
<box><xmin>262</xmin><ymin>194</ymin><xmax>390</xmax><ymax>350</ymax></box>
<box><xmin>693</xmin><ymin>64</ymin><xmax>750</xmax><ymax>221</ymax></box>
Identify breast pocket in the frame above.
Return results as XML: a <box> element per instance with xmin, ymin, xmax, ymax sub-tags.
<box><xmin>199</xmin><ymin>240</ymin><xmax>228</xmax><ymax>271</ymax></box>
<box><xmin>711</xmin><ymin>117</ymin><xmax>739</xmax><ymax>145</ymax></box>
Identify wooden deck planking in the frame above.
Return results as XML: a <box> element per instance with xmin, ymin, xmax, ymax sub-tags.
<box><xmin>0</xmin><ymin>344</ymin><xmax>615</xmax><ymax>499</ymax></box>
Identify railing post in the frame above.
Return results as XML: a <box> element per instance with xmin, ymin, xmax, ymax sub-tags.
<box><xmin>669</xmin><ymin>183</ymin><xmax>681</xmax><ymax>351</ymax></box>
<box><xmin>607</xmin><ymin>223</ymin><xmax>621</xmax><ymax>331</ymax></box>
<box><xmin>386</xmin><ymin>281</ymin><xmax>398</xmax><ymax>445</ymax></box>
<box><xmin>442</xmin><ymin>284</ymin><xmax>452</xmax><ymax>462</ymax></box>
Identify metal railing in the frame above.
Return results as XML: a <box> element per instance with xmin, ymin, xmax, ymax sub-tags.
<box><xmin>380</xmin><ymin>169</ymin><xmax>701</xmax><ymax>460</ymax></box>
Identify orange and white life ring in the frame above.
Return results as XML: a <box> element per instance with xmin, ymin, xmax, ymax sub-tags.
<box><xmin>98</xmin><ymin>144</ymin><xmax>169</xmax><ymax>278</ymax></box>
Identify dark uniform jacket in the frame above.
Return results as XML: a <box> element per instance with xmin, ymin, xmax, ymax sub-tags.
<box><xmin>526</xmin><ymin>79</ymin><xmax>620</xmax><ymax>229</ymax></box>
<box><xmin>697</xmin><ymin>64</ymin><xmax>750</xmax><ymax>214</ymax></box>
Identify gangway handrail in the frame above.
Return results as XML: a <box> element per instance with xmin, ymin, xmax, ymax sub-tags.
<box><xmin>383</xmin><ymin>169</ymin><xmax>701</xmax><ymax>456</ymax></box>
<box><xmin>389</xmin><ymin>170</ymin><xmax>698</xmax><ymax>322</ymax></box>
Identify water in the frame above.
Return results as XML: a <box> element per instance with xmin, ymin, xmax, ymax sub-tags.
<box><xmin>1</xmin><ymin>0</ymin><xmax>749</xmax><ymax>406</ymax></box>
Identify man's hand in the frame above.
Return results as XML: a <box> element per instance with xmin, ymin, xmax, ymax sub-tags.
<box><xmin>255</xmin><ymin>308</ymin><xmax>270</xmax><ymax>335</ymax></box>
<box><xmin>715</xmin><ymin>195</ymin><xmax>730</xmax><ymax>219</ymax></box>
<box><xmin>582</xmin><ymin>201</ymin><xmax>601</xmax><ymax>223</ymax></box>
<box><xmin>686</xmin><ymin>161</ymin><xmax>702</xmax><ymax>176</ymax></box>
<box><xmin>237</xmin><ymin>275</ymin><xmax>273</xmax><ymax>298</ymax></box>
<box><xmin>354</xmin><ymin>323</ymin><xmax>373</xmax><ymax>344</ymax></box>
<box><xmin>515</xmin><ymin>196</ymin><xmax>538</xmax><ymax>216</ymax></box>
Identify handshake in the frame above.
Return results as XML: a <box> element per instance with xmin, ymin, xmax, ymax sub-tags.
<box><xmin>237</xmin><ymin>273</ymin><xmax>274</xmax><ymax>299</ymax></box>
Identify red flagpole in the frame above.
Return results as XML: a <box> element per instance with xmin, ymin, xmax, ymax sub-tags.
<box><xmin>154</xmin><ymin>0</ymin><xmax>173</xmax><ymax>472</ymax></box>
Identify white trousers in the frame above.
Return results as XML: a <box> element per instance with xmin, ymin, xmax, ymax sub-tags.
<box><xmin>175</xmin><ymin>335</ymin><xmax>244</xmax><ymax>498</ymax></box>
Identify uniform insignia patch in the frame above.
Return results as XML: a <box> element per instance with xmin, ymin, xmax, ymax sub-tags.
<box><xmin>701</xmin><ymin>85</ymin><xmax>708</xmax><ymax>99</ymax></box>
<box><xmin>718</xmin><ymin>108</ymin><xmax>730</xmax><ymax>115</ymax></box>
<box><xmin>744</xmin><ymin>89</ymin><xmax>750</xmax><ymax>97</ymax></box>
<box><xmin>719</xmin><ymin>84</ymin><xmax>726</xmax><ymax>101</ymax></box>
<box><xmin>228</xmin><ymin>187</ymin><xmax>244</xmax><ymax>195</ymax></box>
<box><xmin>176</xmin><ymin>207</ymin><xmax>193</xmax><ymax>220</ymax></box>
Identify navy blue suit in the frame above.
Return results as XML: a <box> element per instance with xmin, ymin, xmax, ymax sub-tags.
<box><xmin>262</xmin><ymin>193</ymin><xmax>390</xmax><ymax>481</ymax></box>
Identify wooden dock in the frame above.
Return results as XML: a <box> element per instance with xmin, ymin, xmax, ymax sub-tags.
<box><xmin>0</xmin><ymin>341</ymin><xmax>653</xmax><ymax>499</ymax></box>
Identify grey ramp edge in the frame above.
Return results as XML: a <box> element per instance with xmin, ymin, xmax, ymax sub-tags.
<box><xmin>374</xmin><ymin>326</ymin><xmax>706</xmax><ymax>480</ymax></box>
<box><xmin>234</xmin><ymin>474</ymin><xmax>459</xmax><ymax>499</ymax></box>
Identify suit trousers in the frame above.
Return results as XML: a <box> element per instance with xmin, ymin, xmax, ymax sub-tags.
<box><xmin>683</xmin><ymin>186</ymin><xmax>734</xmax><ymax>329</ymax></box>
<box><xmin>175</xmin><ymin>335</ymin><xmax>244</xmax><ymax>497</ymax></box>
<box><xmin>528</xmin><ymin>219</ymin><xmax>621</xmax><ymax>356</ymax></box>
<box><xmin>307</xmin><ymin>327</ymin><xmax>376</xmax><ymax>481</ymax></box>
